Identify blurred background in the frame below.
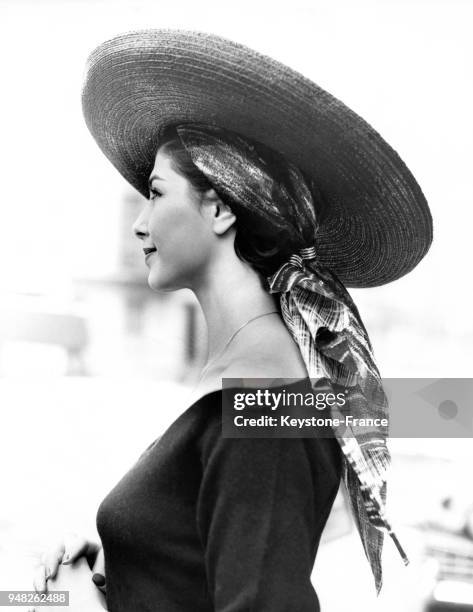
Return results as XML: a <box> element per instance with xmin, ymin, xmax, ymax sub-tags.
<box><xmin>0</xmin><ymin>0</ymin><xmax>472</xmax><ymax>610</ymax></box>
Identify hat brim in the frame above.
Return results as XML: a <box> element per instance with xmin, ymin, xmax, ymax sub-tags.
<box><xmin>82</xmin><ymin>29</ymin><xmax>432</xmax><ymax>288</ymax></box>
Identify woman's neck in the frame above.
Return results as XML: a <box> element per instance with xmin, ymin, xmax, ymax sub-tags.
<box><xmin>192</xmin><ymin>251</ymin><xmax>278</xmax><ymax>360</ymax></box>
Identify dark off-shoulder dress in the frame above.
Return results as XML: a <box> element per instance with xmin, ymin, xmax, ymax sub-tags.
<box><xmin>97</xmin><ymin>383</ymin><xmax>342</xmax><ymax>612</ymax></box>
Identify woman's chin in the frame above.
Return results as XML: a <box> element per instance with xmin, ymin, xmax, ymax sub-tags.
<box><xmin>148</xmin><ymin>277</ymin><xmax>171</xmax><ymax>292</ymax></box>
<box><xmin>147</xmin><ymin>270</ymin><xmax>180</xmax><ymax>293</ymax></box>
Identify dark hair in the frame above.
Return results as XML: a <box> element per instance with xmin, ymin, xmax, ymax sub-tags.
<box><xmin>158</xmin><ymin>125</ymin><xmax>320</xmax><ymax>283</ymax></box>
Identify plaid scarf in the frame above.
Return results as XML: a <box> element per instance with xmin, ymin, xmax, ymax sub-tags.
<box><xmin>267</xmin><ymin>247</ymin><xmax>409</xmax><ymax>594</ymax></box>
<box><xmin>175</xmin><ymin>124</ymin><xmax>409</xmax><ymax>593</ymax></box>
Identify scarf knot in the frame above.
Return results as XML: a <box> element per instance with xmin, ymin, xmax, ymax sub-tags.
<box><xmin>269</xmin><ymin>245</ymin><xmax>348</xmax><ymax>306</ymax></box>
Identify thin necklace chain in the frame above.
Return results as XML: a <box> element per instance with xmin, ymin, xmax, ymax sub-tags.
<box><xmin>198</xmin><ymin>311</ymin><xmax>279</xmax><ymax>382</ymax></box>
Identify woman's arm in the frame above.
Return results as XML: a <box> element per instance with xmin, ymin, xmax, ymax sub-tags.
<box><xmin>196</xmin><ymin>411</ymin><xmax>341</xmax><ymax>611</ymax></box>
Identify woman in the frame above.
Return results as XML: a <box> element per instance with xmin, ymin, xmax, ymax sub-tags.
<box><xmin>33</xmin><ymin>30</ymin><xmax>432</xmax><ymax>611</ymax></box>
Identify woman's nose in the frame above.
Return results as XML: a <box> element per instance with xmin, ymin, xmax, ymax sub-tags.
<box><xmin>132</xmin><ymin>207</ymin><xmax>149</xmax><ymax>241</ymax></box>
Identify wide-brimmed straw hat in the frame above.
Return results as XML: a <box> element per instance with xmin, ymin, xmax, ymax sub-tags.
<box><xmin>82</xmin><ymin>29</ymin><xmax>432</xmax><ymax>288</ymax></box>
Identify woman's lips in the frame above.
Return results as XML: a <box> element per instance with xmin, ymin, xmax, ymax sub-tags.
<box><xmin>143</xmin><ymin>247</ymin><xmax>157</xmax><ymax>255</ymax></box>
<box><xmin>143</xmin><ymin>247</ymin><xmax>157</xmax><ymax>263</ymax></box>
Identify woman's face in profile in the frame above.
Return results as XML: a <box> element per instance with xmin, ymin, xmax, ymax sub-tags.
<box><xmin>133</xmin><ymin>148</ymin><xmax>215</xmax><ymax>292</ymax></box>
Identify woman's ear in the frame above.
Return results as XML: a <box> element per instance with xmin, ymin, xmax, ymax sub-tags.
<box><xmin>202</xmin><ymin>189</ymin><xmax>236</xmax><ymax>235</ymax></box>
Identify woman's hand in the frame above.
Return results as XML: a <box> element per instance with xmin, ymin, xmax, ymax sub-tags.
<box><xmin>29</xmin><ymin>556</ymin><xmax>106</xmax><ymax>612</ymax></box>
<box><xmin>33</xmin><ymin>533</ymin><xmax>106</xmax><ymax>596</ymax></box>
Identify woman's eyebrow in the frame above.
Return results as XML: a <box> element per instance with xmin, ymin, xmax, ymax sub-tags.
<box><xmin>148</xmin><ymin>174</ymin><xmax>165</xmax><ymax>188</ymax></box>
